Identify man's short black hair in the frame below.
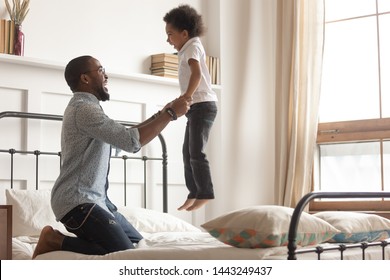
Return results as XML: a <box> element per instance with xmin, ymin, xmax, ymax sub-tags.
<box><xmin>64</xmin><ymin>55</ymin><xmax>93</xmax><ymax>92</ymax></box>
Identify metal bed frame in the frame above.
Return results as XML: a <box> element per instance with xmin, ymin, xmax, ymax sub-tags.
<box><xmin>0</xmin><ymin>111</ymin><xmax>169</xmax><ymax>212</ymax></box>
<box><xmin>288</xmin><ymin>191</ymin><xmax>390</xmax><ymax>260</ymax></box>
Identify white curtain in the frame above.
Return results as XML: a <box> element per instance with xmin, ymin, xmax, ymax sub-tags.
<box><xmin>274</xmin><ymin>0</ymin><xmax>325</xmax><ymax>207</ymax></box>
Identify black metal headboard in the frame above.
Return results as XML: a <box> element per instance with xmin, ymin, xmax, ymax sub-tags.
<box><xmin>0</xmin><ymin>111</ymin><xmax>169</xmax><ymax>213</ymax></box>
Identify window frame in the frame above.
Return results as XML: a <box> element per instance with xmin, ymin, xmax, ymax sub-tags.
<box><xmin>310</xmin><ymin>1</ymin><xmax>390</xmax><ymax>216</ymax></box>
<box><xmin>310</xmin><ymin>118</ymin><xmax>390</xmax><ymax>217</ymax></box>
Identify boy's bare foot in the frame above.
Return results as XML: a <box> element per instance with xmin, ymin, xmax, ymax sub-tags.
<box><xmin>32</xmin><ymin>226</ymin><xmax>65</xmax><ymax>259</ymax></box>
<box><xmin>178</xmin><ymin>198</ymin><xmax>195</xmax><ymax>211</ymax></box>
<box><xmin>186</xmin><ymin>199</ymin><xmax>211</xmax><ymax>211</ymax></box>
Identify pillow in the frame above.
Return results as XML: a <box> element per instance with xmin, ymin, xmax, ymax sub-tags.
<box><xmin>201</xmin><ymin>205</ymin><xmax>339</xmax><ymax>248</ymax></box>
<box><xmin>117</xmin><ymin>206</ymin><xmax>201</xmax><ymax>233</ymax></box>
<box><xmin>6</xmin><ymin>189</ymin><xmax>67</xmax><ymax>237</ymax></box>
<box><xmin>313</xmin><ymin>211</ymin><xmax>390</xmax><ymax>243</ymax></box>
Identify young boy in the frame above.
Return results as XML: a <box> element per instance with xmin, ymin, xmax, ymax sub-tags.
<box><xmin>164</xmin><ymin>5</ymin><xmax>218</xmax><ymax>211</ymax></box>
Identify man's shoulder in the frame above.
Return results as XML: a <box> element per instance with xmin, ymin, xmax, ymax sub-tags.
<box><xmin>65</xmin><ymin>96</ymin><xmax>102</xmax><ymax>123</ymax></box>
<box><xmin>70</xmin><ymin>92</ymin><xmax>98</xmax><ymax>103</ymax></box>
<box><xmin>68</xmin><ymin>94</ymin><xmax>99</xmax><ymax>110</ymax></box>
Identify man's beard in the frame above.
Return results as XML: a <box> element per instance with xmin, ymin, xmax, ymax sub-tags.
<box><xmin>100</xmin><ymin>91</ymin><xmax>110</xmax><ymax>101</ymax></box>
<box><xmin>97</xmin><ymin>86</ymin><xmax>110</xmax><ymax>101</ymax></box>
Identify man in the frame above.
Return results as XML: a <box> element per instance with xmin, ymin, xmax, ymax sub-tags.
<box><xmin>32</xmin><ymin>55</ymin><xmax>189</xmax><ymax>258</ymax></box>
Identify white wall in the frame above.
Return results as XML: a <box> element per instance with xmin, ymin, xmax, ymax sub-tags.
<box><xmin>0</xmin><ymin>0</ymin><xmax>212</xmax><ymax>74</ymax></box>
<box><xmin>0</xmin><ymin>0</ymin><xmax>277</xmax><ymax>224</ymax></box>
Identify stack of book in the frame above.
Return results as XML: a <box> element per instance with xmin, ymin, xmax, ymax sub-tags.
<box><xmin>150</xmin><ymin>53</ymin><xmax>220</xmax><ymax>85</ymax></box>
<box><xmin>150</xmin><ymin>53</ymin><xmax>179</xmax><ymax>79</ymax></box>
<box><xmin>0</xmin><ymin>19</ymin><xmax>15</xmax><ymax>55</ymax></box>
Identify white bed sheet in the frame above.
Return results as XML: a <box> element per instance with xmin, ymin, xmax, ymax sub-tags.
<box><xmin>12</xmin><ymin>236</ymin><xmax>38</xmax><ymax>260</ymax></box>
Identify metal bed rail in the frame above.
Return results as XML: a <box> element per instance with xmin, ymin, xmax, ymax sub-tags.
<box><xmin>0</xmin><ymin>111</ymin><xmax>168</xmax><ymax>212</ymax></box>
<box><xmin>294</xmin><ymin>240</ymin><xmax>390</xmax><ymax>260</ymax></box>
<box><xmin>288</xmin><ymin>191</ymin><xmax>390</xmax><ymax>260</ymax></box>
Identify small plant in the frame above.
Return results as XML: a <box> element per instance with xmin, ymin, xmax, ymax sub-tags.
<box><xmin>4</xmin><ymin>0</ymin><xmax>30</xmax><ymax>25</ymax></box>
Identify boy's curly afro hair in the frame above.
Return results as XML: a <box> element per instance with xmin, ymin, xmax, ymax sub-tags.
<box><xmin>163</xmin><ymin>4</ymin><xmax>205</xmax><ymax>38</ymax></box>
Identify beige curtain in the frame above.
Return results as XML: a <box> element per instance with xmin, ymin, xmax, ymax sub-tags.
<box><xmin>274</xmin><ymin>0</ymin><xmax>325</xmax><ymax>207</ymax></box>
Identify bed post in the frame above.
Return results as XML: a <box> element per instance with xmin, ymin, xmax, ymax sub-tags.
<box><xmin>158</xmin><ymin>134</ymin><xmax>168</xmax><ymax>213</ymax></box>
<box><xmin>287</xmin><ymin>192</ymin><xmax>317</xmax><ymax>260</ymax></box>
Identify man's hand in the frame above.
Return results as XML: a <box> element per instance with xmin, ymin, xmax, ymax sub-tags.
<box><xmin>138</xmin><ymin>96</ymin><xmax>191</xmax><ymax>146</ymax></box>
<box><xmin>165</xmin><ymin>96</ymin><xmax>191</xmax><ymax>119</ymax></box>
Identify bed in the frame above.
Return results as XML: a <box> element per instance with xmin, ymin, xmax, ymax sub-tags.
<box><xmin>6</xmin><ymin>189</ymin><xmax>390</xmax><ymax>260</ymax></box>
<box><xmin>2</xmin><ymin>111</ymin><xmax>390</xmax><ymax>260</ymax></box>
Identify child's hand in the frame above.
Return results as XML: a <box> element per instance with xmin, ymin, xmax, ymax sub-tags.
<box><xmin>182</xmin><ymin>93</ymin><xmax>193</xmax><ymax>102</ymax></box>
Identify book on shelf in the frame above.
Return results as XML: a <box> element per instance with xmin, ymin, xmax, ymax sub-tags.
<box><xmin>0</xmin><ymin>19</ymin><xmax>16</xmax><ymax>55</ymax></box>
<box><xmin>4</xmin><ymin>20</ymin><xmax>10</xmax><ymax>54</ymax></box>
<box><xmin>8</xmin><ymin>20</ymin><xmax>15</xmax><ymax>55</ymax></box>
<box><xmin>151</xmin><ymin>61</ymin><xmax>178</xmax><ymax>69</ymax></box>
<box><xmin>151</xmin><ymin>68</ymin><xmax>178</xmax><ymax>74</ymax></box>
<box><xmin>151</xmin><ymin>53</ymin><xmax>178</xmax><ymax>64</ymax></box>
<box><xmin>151</xmin><ymin>72</ymin><xmax>178</xmax><ymax>79</ymax></box>
<box><xmin>150</xmin><ymin>65</ymin><xmax>178</xmax><ymax>72</ymax></box>
<box><xmin>0</xmin><ymin>19</ymin><xmax>5</xmax><ymax>54</ymax></box>
<box><xmin>152</xmin><ymin>69</ymin><xmax>178</xmax><ymax>79</ymax></box>
<box><xmin>206</xmin><ymin>55</ymin><xmax>220</xmax><ymax>85</ymax></box>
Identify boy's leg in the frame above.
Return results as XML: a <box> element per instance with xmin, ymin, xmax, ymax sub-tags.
<box><xmin>185</xmin><ymin>102</ymin><xmax>217</xmax><ymax>211</ymax></box>
<box><xmin>179</xmin><ymin>115</ymin><xmax>198</xmax><ymax>210</ymax></box>
<box><xmin>188</xmin><ymin>102</ymin><xmax>217</xmax><ymax>199</ymax></box>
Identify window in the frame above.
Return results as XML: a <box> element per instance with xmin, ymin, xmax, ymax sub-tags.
<box><xmin>312</xmin><ymin>0</ymin><xmax>390</xmax><ymax>215</ymax></box>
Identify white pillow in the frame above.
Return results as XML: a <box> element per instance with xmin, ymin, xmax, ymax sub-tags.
<box><xmin>201</xmin><ymin>205</ymin><xmax>339</xmax><ymax>248</ymax></box>
<box><xmin>6</xmin><ymin>189</ymin><xmax>67</xmax><ymax>237</ymax></box>
<box><xmin>117</xmin><ymin>206</ymin><xmax>200</xmax><ymax>233</ymax></box>
<box><xmin>314</xmin><ymin>211</ymin><xmax>390</xmax><ymax>243</ymax></box>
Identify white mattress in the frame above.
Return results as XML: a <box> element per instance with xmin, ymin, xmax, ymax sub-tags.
<box><xmin>14</xmin><ymin>232</ymin><xmax>390</xmax><ymax>260</ymax></box>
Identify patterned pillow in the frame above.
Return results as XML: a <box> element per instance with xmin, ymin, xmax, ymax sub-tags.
<box><xmin>314</xmin><ymin>211</ymin><xmax>390</xmax><ymax>243</ymax></box>
<box><xmin>201</xmin><ymin>205</ymin><xmax>339</xmax><ymax>248</ymax></box>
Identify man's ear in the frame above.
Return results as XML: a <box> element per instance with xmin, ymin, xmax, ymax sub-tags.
<box><xmin>81</xmin><ymin>74</ymin><xmax>89</xmax><ymax>84</ymax></box>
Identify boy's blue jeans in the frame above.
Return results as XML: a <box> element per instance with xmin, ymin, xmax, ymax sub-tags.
<box><xmin>60</xmin><ymin>203</ymin><xmax>142</xmax><ymax>255</ymax></box>
<box><xmin>183</xmin><ymin>101</ymin><xmax>217</xmax><ymax>199</ymax></box>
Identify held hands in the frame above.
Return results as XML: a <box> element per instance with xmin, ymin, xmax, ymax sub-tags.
<box><xmin>138</xmin><ymin>96</ymin><xmax>191</xmax><ymax>146</ymax></box>
<box><xmin>164</xmin><ymin>96</ymin><xmax>191</xmax><ymax>120</ymax></box>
